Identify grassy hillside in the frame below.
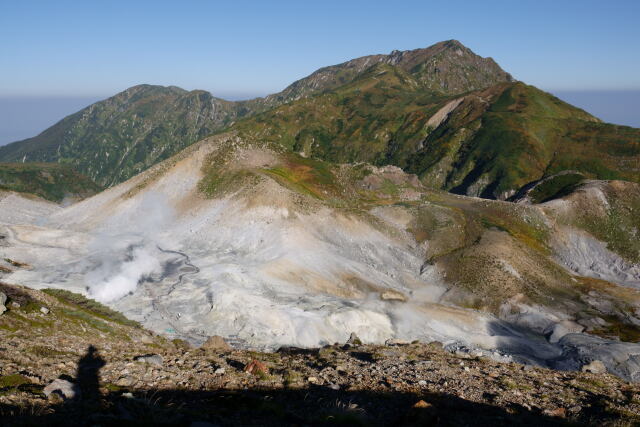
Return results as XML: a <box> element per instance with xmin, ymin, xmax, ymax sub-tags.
<box><xmin>0</xmin><ymin>85</ymin><xmax>253</xmax><ymax>187</ymax></box>
<box><xmin>257</xmin><ymin>39</ymin><xmax>512</xmax><ymax>107</ymax></box>
<box><xmin>1</xmin><ymin>41</ymin><xmax>637</xmax><ymax>199</ymax></box>
<box><xmin>0</xmin><ymin>162</ymin><xmax>101</xmax><ymax>202</ymax></box>
<box><xmin>0</xmin><ymin>41</ymin><xmax>514</xmax><ymax>189</ymax></box>
<box><xmin>422</xmin><ymin>83</ymin><xmax>640</xmax><ymax>198</ymax></box>
<box><xmin>234</xmin><ymin>63</ymin><xmax>450</xmax><ymax>162</ymax></box>
<box><xmin>235</xmin><ymin>76</ymin><xmax>640</xmax><ymax>199</ymax></box>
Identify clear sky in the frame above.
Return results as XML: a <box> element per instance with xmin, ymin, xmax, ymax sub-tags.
<box><xmin>1</xmin><ymin>0</ymin><xmax>639</xmax><ymax>145</ymax></box>
<box><xmin>1</xmin><ymin>0</ymin><xmax>639</xmax><ymax>98</ymax></box>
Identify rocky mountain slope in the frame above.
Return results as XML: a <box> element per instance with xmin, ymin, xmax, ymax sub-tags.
<box><xmin>0</xmin><ymin>40</ymin><xmax>520</xmax><ymax>190</ymax></box>
<box><xmin>257</xmin><ymin>39</ymin><xmax>513</xmax><ymax>107</ymax></box>
<box><xmin>4</xmin><ymin>40</ymin><xmax>637</xmax><ymax>199</ymax></box>
<box><xmin>0</xmin><ymin>163</ymin><xmax>100</xmax><ymax>202</ymax></box>
<box><xmin>236</xmin><ymin>79</ymin><xmax>640</xmax><ymax>200</ymax></box>
<box><xmin>1</xmin><ymin>132</ymin><xmax>639</xmax><ymax>383</ymax></box>
<box><xmin>2</xmin><ymin>282</ymin><xmax>639</xmax><ymax>425</ymax></box>
<box><xmin>0</xmin><ymin>85</ymin><xmax>253</xmax><ymax>187</ymax></box>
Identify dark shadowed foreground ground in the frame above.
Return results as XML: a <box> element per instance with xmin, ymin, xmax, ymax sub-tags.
<box><xmin>1</xmin><ymin>283</ymin><xmax>639</xmax><ymax>426</ymax></box>
<box><xmin>1</xmin><ymin>343</ymin><xmax>618</xmax><ymax>427</ymax></box>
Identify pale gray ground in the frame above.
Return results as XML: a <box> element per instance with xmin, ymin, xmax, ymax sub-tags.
<box><xmin>1</xmin><ymin>140</ymin><xmax>640</xmax><ymax>381</ymax></box>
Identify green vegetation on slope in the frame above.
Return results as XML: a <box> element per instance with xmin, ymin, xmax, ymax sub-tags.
<box><xmin>236</xmin><ymin>76</ymin><xmax>640</xmax><ymax>200</ymax></box>
<box><xmin>1</xmin><ymin>41</ymin><xmax>638</xmax><ymax>202</ymax></box>
<box><xmin>258</xmin><ymin>39</ymin><xmax>512</xmax><ymax>107</ymax></box>
<box><xmin>527</xmin><ymin>172</ymin><xmax>586</xmax><ymax>204</ymax></box>
<box><xmin>262</xmin><ymin>154</ymin><xmax>340</xmax><ymax>200</ymax></box>
<box><xmin>234</xmin><ymin>63</ymin><xmax>449</xmax><ymax>163</ymax></box>
<box><xmin>0</xmin><ymin>162</ymin><xmax>101</xmax><ymax>202</ymax></box>
<box><xmin>554</xmin><ymin>181</ymin><xmax>640</xmax><ymax>263</ymax></box>
<box><xmin>0</xmin><ymin>85</ymin><xmax>256</xmax><ymax>187</ymax></box>
<box><xmin>42</xmin><ymin>288</ymin><xmax>140</xmax><ymax>328</ymax></box>
<box><xmin>438</xmin><ymin>83</ymin><xmax>639</xmax><ymax>198</ymax></box>
<box><xmin>0</xmin><ymin>41</ymin><xmax>513</xmax><ymax>189</ymax></box>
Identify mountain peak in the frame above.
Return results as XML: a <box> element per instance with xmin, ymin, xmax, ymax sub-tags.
<box><xmin>440</xmin><ymin>39</ymin><xmax>466</xmax><ymax>48</ymax></box>
<box><xmin>119</xmin><ymin>84</ymin><xmax>188</xmax><ymax>97</ymax></box>
<box><xmin>265</xmin><ymin>40</ymin><xmax>513</xmax><ymax>105</ymax></box>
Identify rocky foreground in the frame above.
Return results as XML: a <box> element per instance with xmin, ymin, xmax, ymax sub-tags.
<box><xmin>1</xmin><ymin>283</ymin><xmax>639</xmax><ymax>426</ymax></box>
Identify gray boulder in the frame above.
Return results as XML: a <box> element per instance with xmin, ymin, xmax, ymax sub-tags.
<box><xmin>201</xmin><ymin>335</ymin><xmax>231</xmax><ymax>352</ymax></box>
<box><xmin>346</xmin><ymin>332</ymin><xmax>362</xmax><ymax>346</ymax></box>
<box><xmin>0</xmin><ymin>291</ymin><xmax>6</xmax><ymax>315</ymax></box>
<box><xmin>134</xmin><ymin>354</ymin><xmax>163</xmax><ymax>366</ymax></box>
<box><xmin>44</xmin><ymin>378</ymin><xmax>79</xmax><ymax>400</ymax></box>
<box><xmin>582</xmin><ymin>360</ymin><xmax>607</xmax><ymax>374</ymax></box>
<box><xmin>546</xmin><ymin>320</ymin><xmax>585</xmax><ymax>343</ymax></box>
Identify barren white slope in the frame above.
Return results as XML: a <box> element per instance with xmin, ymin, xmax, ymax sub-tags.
<box><xmin>2</xmin><ymin>140</ymin><xmax>510</xmax><ymax>350</ymax></box>
<box><xmin>543</xmin><ymin>181</ymin><xmax>640</xmax><ymax>288</ymax></box>
<box><xmin>2</xmin><ymin>136</ymin><xmax>640</xmax><ymax>381</ymax></box>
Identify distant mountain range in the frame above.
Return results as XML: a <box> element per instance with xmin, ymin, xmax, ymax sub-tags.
<box><xmin>0</xmin><ymin>40</ymin><xmax>638</xmax><ymax>198</ymax></box>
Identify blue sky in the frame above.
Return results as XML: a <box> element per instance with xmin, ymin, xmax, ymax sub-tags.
<box><xmin>1</xmin><ymin>0</ymin><xmax>639</xmax><ymax>98</ymax></box>
<box><xmin>0</xmin><ymin>0</ymin><xmax>639</xmax><ymax>144</ymax></box>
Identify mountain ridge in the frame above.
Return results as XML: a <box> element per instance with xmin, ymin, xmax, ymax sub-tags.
<box><xmin>235</xmin><ymin>77</ymin><xmax>639</xmax><ymax>199</ymax></box>
<box><xmin>257</xmin><ymin>39</ymin><xmax>514</xmax><ymax>107</ymax></box>
<box><xmin>0</xmin><ymin>40</ymin><xmax>516</xmax><ymax>188</ymax></box>
<box><xmin>0</xmin><ymin>40</ymin><xmax>637</xmax><ymax>201</ymax></box>
<box><xmin>0</xmin><ymin>84</ymin><xmax>250</xmax><ymax>186</ymax></box>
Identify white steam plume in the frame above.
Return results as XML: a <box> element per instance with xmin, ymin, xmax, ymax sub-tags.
<box><xmin>86</xmin><ymin>192</ymin><xmax>174</xmax><ymax>303</ymax></box>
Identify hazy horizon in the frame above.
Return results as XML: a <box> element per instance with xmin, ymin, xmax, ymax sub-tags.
<box><xmin>1</xmin><ymin>88</ymin><xmax>638</xmax><ymax>147</ymax></box>
<box><xmin>3</xmin><ymin>1</ymin><xmax>639</xmax><ymax>144</ymax></box>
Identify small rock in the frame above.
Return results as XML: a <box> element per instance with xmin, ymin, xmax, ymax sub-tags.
<box><xmin>201</xmin><ymin>335</ymin><xmax>232</xmax><ymax>352</ymax></box>
<box><xmin>11</xmin><ymin>301</ymin><xmax>20</xmax><ymax>308</ymax></box>
<box><xmin>40</xmin><ymin>306</ymin><xmax>50</xmax><ymax>315</ymax></box>
<box><xmin>116</xmin><ymin>376</ymin><xmax>135</xmax><ymax>387</ymax></box>
<box><xmin>581</xmin><ymin>360</ymin><xmax>607</xmax><ymax>374</ymax></box>
<box><xmin>307</xmin><ymin>376</ymin><xmax>319</xmax><ymax>384</ymax></box>
<box><xmin>214</xmin><ymin>367</ymin><xmax>226</xmax><ymax>375</ymax></box>
<box><xmin>335</xmin><ymin>365</ymin><xmax>348</xmax><ymax>373</ymax></box>
<box><xmin>328</xmin><ymin>383</ymin><xmax>340</xmax><ymax>390</ymax></box>
<box><xmin>380</xmin><ymin>290</ymin><xmax>407</xmax><ymax>302</ymax></box>
<box><xmin>545</xmin><ymin>407</ymin><xmax>566</xmax><ymax>418</ymax></box>
<box><xmin>244</xmin><ymin>359</ymin><xmax>268</xmax><ymax>376</ymax></box>
<box><xmin>385</xmin><ymin>338</ymin><xmax>410</xmax><ymax>346</ymax></box>
<box><xmin>346</xmin><ymin>332</ymin><xmax>362</xmax><ymax>346</ymax></box>
<box><xmin>418</xmin><ymin>380</ymin><xmax>427</xmax><ymax>386</ymax></box>
<box><xmin>132</xmin><ymin>333</ymin><xmax>155</xmax><ymax>344</ymax></box>
<box><xmin>134</xmin><ymin>354</ymin><xmax>163</xmax><ymax>366</ymax></box>
<box><xmin>546</xmin><ymin>320</ymin><xmax>585</xmax><ymax>343</ymax></box>
<box><xmin>44</xmin><ymin>378</ymin><xmax>78</xmax><ymax>400</ymax></box>
<box><xmin>0</xmin><ymin>291</ymin><xmax>6</xmax><ymax>315</ymax></box>
<box><xmin>413</xmin><ymin>400</ymin><xmax>432</xmax><ymax>409</ymax></box>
